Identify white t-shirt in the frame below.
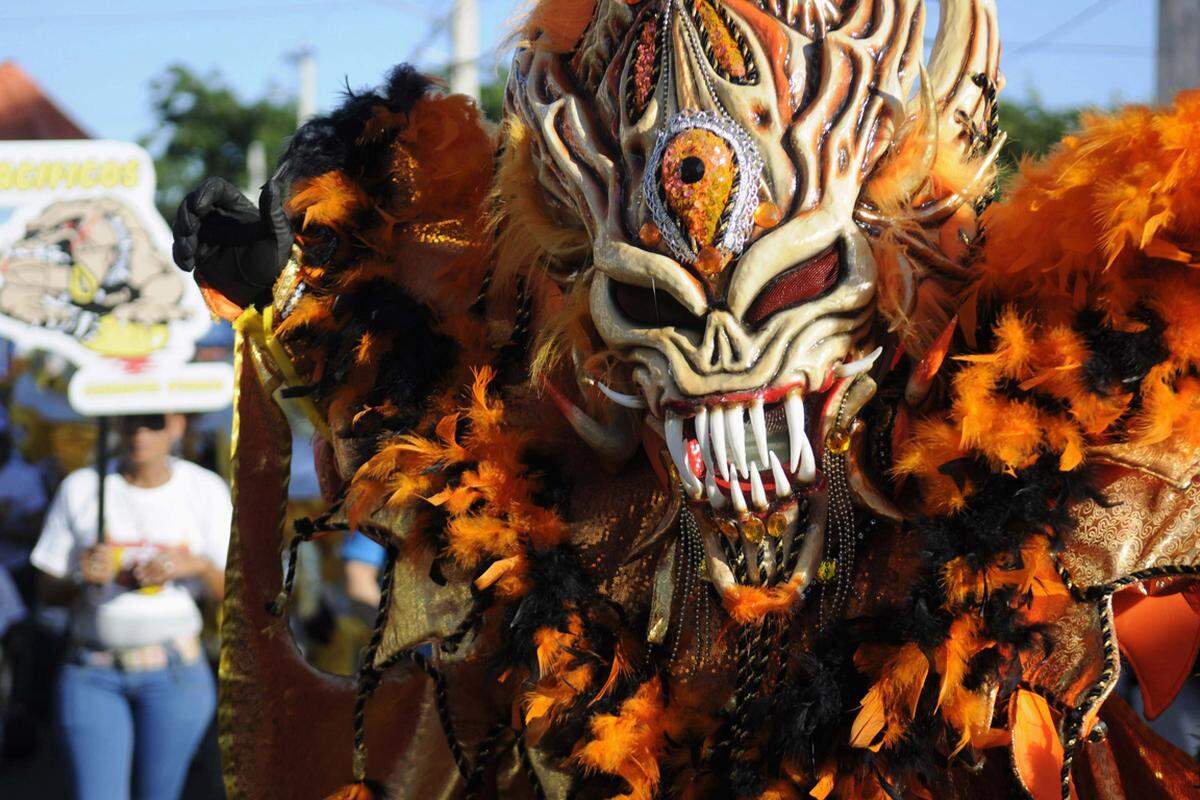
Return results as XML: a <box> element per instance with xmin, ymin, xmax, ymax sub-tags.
<box><xmin>31</xmin><ymin>458</ymin><xmax>232</xmax><ymax>649</ymax></box>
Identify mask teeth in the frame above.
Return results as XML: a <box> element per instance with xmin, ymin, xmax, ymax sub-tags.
<box><xmin>768</xmin><ymin>451</ymin><xmax>791</xmax><ymax>499</ymax></box>
<box><xmin>728</xmin><ymin>474</ymin><xmax>748</xmax><ymax>514</ymax></box>
<box><xmin>705</xmin><ymin>470</ymin><xmax>727</xmax><ymax>509</ymax></box>
<box><xmin>592</xmin><ymin>379</ymin><xmax>648</xmax><ymax>409</ymax></box>
<box><xmin>748</xmin><ymin>462</ymin><xmax>768</xmax><ymax>511</ymax></box>
<box><xmin>784</xmin><ymin>389</ymin><xmax>816</xmax><ymax>482</ymax></box>
<box><xmin>833</xmin><ymin>346</ymin><xmax>883</xmax><ymax>379</ymax></box>
<box><xmin>665</xmin><ymin>411</ymin><xmax>703</xmax><ymax>498</ymax></box>
<box><xmin>709</xmin><ymin>406</ymin><xmax>730</xmax><ymax>481</ymax></box>
<box><xmin>681</xmin><ymin>390</ymin><xmax>824</xmax><ymax>512</ymax></box>
<box><xmin>750</xmin><ymin>398</ymin><xmax>769</xmax><ymax>467</ymax></box>
<box><xmin>726</xmin><ymin>403</ymin><xmax>750</xmax><ymax>479</ymax></box>
<box><xmin>695</xmin><ymin>406</ymin><xmax>715</xmax><ymax>475</ymax></box>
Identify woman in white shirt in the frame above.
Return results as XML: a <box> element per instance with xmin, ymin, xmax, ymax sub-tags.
<box><xmin>31</xmin><ymin>413</ymin><xmax>231</xmax><ymax>800</ymax></box>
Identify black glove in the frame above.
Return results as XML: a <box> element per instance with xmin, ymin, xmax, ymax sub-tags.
<box><xmin>172</xmin><ymin>174</ymin><xmax>294</xmax><ymax>308</ymax></box>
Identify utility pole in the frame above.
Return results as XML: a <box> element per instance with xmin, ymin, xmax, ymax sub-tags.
<box><xmin>1157</xmin><ymin>0</ymin><xmax>1200</xmax><ymax>104</ymax></box>
<box><xmin>450</xmin><ymin>0</ymin><xmax>480</xmax><ymax>100</ymax></box>
<box><xmin>290</xmin><ymin>45</ymin><xmax>318</xmax><ymax>125</ymax></box>
<box><xmin>246</xmin><ymin>140</ymin><xmax>267</xmax><ymax>195</ymax></box>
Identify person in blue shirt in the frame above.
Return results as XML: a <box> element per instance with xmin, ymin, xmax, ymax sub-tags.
<box><xmin>0</xmin><ymin>406</ymin><xmax>49</xmax><ymax>575</ymax></box>
<box><xmin>339</xmin><ymin>531</ymin><xmax>385</xmax><ymax>611</ymax></box>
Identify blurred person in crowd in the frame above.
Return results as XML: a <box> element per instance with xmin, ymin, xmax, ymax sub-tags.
<box><xmin>30</xmin><ymin>413</ymin><xmax>231</xmax><ymax>800</ymax></box>
<box><xmin>0</xmin><ymin>404</ymin><xmax>50</xmax><ymax>757</ymax></box>
<box><xmin>0</xmin><ymin>404</ymin><xmax>48</xmax><ymax>569</ymax></box>
<box><xmin>340</xmin><ymin>530</ymin><xmax>385</xmax><ymax>611</ymax></box>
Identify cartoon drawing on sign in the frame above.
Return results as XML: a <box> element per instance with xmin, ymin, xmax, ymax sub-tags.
<box><xmin>0</xmin><ymin>140</ymin><xmax>212</xmax><ymax>370</ymax></box>
<box><xmin>0</xmin><ymin>197</ymin><xmax>185</xmax><ymax>358</ymax></box>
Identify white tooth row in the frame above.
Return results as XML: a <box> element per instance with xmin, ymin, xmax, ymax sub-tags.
<box><xmin>665</xmin><ymin>390</ymin><xmax>818</xmax><ymax>511</ymax></box>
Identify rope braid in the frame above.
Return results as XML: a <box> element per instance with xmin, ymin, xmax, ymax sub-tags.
<box><xmin>470</xmin><ymin>268</ymin><xmax>494</xmax><ymax>315</ymax></box>
<box><xmin>496</xmin><ymin>278</ymin><xmax>533</xmax><ymax>369</ymax></box>
<box><xmin>516</xmin><ymin>733</ymin><xmax>548</xmax><ymax>800</ymax></box>
<box><xmin>714</xmin><ymin>618</ymin><xmax>776</xmax><ymax>772</ymax></box>
<box><xmin>464</xmin><ymin>721</ymin><xmax>509</xmax><ymax>799</ymax></box>
<box><xmin>267</xmin><ymin>513</ymin><xmax>351</xmax><ymax>617</ymax></box>
<box><xmin>1058</xmin><ymin>602</ymin><xmax>1118</xmax><ymax>799</ymax></box>
<box><xmin>1051</xmin><ymin>565</ymin><xmax>1200</xmax><ymax>797</ymax></box>
<box><xmin>351</xmin><ymin>544</ymin><xmax>399</xmax><ymax>781</ymax></box>
<box><xmin>407</xmin><ymin>648</ymin><xmax>472</xmax><ymax>780</ymax></box>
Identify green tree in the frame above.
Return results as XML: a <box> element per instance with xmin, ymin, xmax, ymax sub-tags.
<box><xmin>998</xmin><ymin>95</ymin><xmax>1081</xmax><ymax>174</ymax></box>
<box><xmin>141</xmin><ymin>65</ymin><xmax>296</xmax><ymax>218</ymax></box>
<box><xmin>479</xmin><ymin>68</ymin><xmax>509</xmax><ymax>123</ymax></box>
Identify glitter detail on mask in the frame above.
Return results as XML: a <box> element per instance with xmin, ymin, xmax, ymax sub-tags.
<box><xmin>692</xmin><ymin>0</ymin><xmax>751</xmax><ymax>82</ymax></box>
<box><xmin>628</xmin><ymin>15</ymin><xmax>660</xmax><ymax>121</ymax></box>
<box><xmin>661</xmin><ymin>129</ymin><xmax>735</xmax><ymax>249</ymax></box>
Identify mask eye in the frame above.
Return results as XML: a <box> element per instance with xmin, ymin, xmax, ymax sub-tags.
<box><xmin>689</xmin><ymin>0</ymin><xmax>758</xmax><ymax>85</ymax></box>
<box><xmin>744</xmin><ymin>245</ymin><xmax>841</xmax><ymax>328</ymax></box>
<box><xmin>659</xmin><ymin>129</ymin><xmax>737</xmax><ymax>252</ymax></box>
<box><xmin>611</xmin><ymin>279</ymin><xmax>705</xmax><ymax>333</ymax></box>
<box><xmin>643</xmin><ymin>113</ymin><xmax>764</xmax><ymax>267</ymax></box>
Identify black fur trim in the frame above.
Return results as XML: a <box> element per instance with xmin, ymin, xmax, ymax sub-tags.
<box><xmin>502</xmin><ymin>545</ymin><xmax>596</xmax><ymax>671</ymax></box>
<box><xmin>1077</xmin><ymin>306</ymin><xmax>1168</xmax><ymax>395</ymax></box>
<box><xmin>276</xmin><ymin>64</ymin><xmax>432</xmax><ymax>187</ymax></box>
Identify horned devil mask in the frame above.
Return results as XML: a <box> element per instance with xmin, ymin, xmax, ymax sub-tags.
<box><xmin>507</xmin><ymin>0</ymin><xmax>1002</xmax><ymax>601</ymax></box>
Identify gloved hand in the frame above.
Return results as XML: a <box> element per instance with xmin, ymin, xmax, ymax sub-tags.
<box><xmin>172</xmin><ymin>174</ymin><xmax>294</xmax><ymax>309</ymax></box>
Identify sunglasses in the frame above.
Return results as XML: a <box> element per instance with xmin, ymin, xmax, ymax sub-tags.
<box><xmin>119</xmin><ymin>414</ymin><xmax>168</xmax><ymax>432</ymax></box>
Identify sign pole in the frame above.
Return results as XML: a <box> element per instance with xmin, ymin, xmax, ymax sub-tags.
<box><xmin>95</xmin><ymin>416</ymin><xmax>108</xmax><ymax>544</ymax></box>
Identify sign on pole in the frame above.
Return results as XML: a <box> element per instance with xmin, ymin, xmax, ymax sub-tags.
<box><xmin>0</xmin><ymin>140</ymin><xmax>231</xmax><ymax>414</ymax></box>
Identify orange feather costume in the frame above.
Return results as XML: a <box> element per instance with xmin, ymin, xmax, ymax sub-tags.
<box><xmin>173</xmin><ymin>3</ymin><xmax>1200</xmax><ymax>799</ymax></box>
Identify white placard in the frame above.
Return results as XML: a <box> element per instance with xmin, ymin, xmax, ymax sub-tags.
<box><xmin>0</xmin><ymin>140</ymin><xmax>211</xmax><ymax>370</ymax></box>
<box><xmin>68</xmin><ymin>361</ymin><xmax>234</xmax><ymax>416</ymax></box>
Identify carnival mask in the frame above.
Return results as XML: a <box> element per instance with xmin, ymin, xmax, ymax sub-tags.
<box><xmin>507</xmin><ymin>0</ymin><xmax>1000</xmax><ymax>598</ymax></box>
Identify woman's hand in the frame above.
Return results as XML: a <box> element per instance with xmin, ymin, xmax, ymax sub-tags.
<box><xmin>80</xmin><ymin>545</ymin><xmax>119</xmax><ymax>585</ymax></box>
<box><xmin>133</xmin><ymin>547</ymin><xmax>225</xmax><ymax>600</ymax></box>
<box><xmin>134</xmin><ymin>547</ymin><xmax>203</xmax><ymax>586</ymax></box>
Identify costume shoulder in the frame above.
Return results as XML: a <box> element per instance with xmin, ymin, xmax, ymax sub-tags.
<box><xmin>882</xmin><ymin>93</ymin><xmax>1200</xmax><ymax>800</ymax></box>
<box><xmin>902</xmin><ymin>91</ymin><xmax>1200</xmax><ymax>512</ymax></box>
<box><xmin>269</xmin><ymin>63</ymin><xmax>496</xmax><ymax>445</ymax></box>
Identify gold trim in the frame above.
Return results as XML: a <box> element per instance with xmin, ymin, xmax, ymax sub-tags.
<box><xmin>233</xmin><ymin>306</ymin><xmax>331</xmax><ymax>441</ymax></box>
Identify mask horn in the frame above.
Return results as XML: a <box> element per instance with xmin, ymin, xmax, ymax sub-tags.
<box><xmin>927</xmin><ymin>0</ymin><xmax>1001</xmax><ymax>160</ymax></box>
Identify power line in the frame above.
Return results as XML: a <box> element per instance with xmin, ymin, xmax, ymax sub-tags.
<box><xmin>0</xmin><ymin>1</ymin><xmax>432</xmax><ymax>25</ymax></box>
<box><xmin>1009</xmin><ymin>0</ymin><xmax>1128</xmax><ymax>60</ymax></box>
<box><xmin>924</xmin><ymin>35</ymin><xmax>1151</xmax><ymax>59</ymax></box>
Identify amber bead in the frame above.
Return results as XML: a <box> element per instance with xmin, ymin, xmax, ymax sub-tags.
<box><xmin>717</xmin><ymin>518</ymin><xmax>739</xmax><ymax>543</ymax></box>
<box><xmin>695</xmin><ymin>245</ymin><xmax>728</xmax><ymax>276</ymax></box>
<box><xmin>766</xmin><ymin>513</ymin><xmax>788</xmax><ymax>538</ymax></box>
<box><xmin>639</xmin><ymin>221</ymin><xmax>662</xmax><ymax>248</ymax></box>
<box><xmin>741</xmin><ymin>516</ymin><xmax>765</xmax><ymax>544</ymax></box>
<box><xmin>754</xmin><ymin>201</ymin><xmax>783</xmax><ymax>229</ymax></box>
<box><xmin>826</xmin><ymin>428</ymin><xmax>851</xmax><ymax>454</ymax></box>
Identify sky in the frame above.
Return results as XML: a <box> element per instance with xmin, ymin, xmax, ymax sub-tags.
<box><xmin>2</xmin><ymin>0</ymin><xmax>1161</xmax><ymax>143</ymax></box>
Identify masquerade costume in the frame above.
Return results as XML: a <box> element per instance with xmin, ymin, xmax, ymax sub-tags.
<box><xmin>173</xmin><ymin>2</ymin><xmax>1200</xmax><ymax>798</ymax></box>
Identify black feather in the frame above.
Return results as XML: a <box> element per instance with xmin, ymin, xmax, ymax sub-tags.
<box><xmin>275</xmin><ymin>64</ymin><xmax>432</xmax><ymax>187</ymax></box>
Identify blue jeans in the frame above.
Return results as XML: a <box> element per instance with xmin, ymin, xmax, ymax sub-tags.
<box><xmin>55</xmin><ymin>655</ymin><xmax>217</xmax><ymax>800</ymax></box>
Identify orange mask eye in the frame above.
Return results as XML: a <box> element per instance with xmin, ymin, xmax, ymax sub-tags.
<box><xmin>660</xmin><ymin>129</ymin><xmax>736</xmax><ymax>250</ymax></box>
<box><xmin>643</xmin><ymin>112</ymin><xmax>764</xmax><ymax>269</ymax></box>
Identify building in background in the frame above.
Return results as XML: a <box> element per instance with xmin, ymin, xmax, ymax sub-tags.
<box><xmin>0</xmin><ymin>61</ymin><xmax>88</xmax><ymax>141</ymax></box>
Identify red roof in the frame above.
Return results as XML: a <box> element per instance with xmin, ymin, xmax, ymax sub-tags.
<box><xmin>0</xmin><ymin>61</ymin><xmax>88</xmax><ymax>140</ymax></box>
